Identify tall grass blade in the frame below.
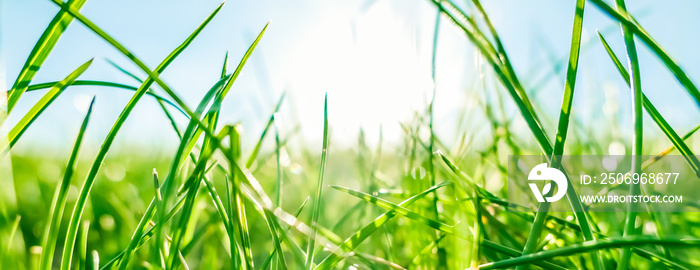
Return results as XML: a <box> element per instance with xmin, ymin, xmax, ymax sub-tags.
<box><xmin>612</xmin><ymin>0</ymin><xmax>645</xmax><ymax>267</ymax></box>
<box><xmin>246</xmin><ymin>92</ymin><xmax>286</xmax><ymax>169</ymax></box>
<box><xmin>77</xmin><ymin>221</ymin><xmax>90</xmax><ymax>270</ymax></box>
<box><xmin>598</xmin><ymin>33</ymin><xmax>700</xmax><ymax>176</ymax></box>
<box><xmin>7</xmin><ymin>0</ymin><xmax>87</xmax><ymax>112</ymax></box>
<box><xmin>588</xmin><ymin>0</ymin><xmax>700</xmax><ymax>108</ymax></box>
<box><xmin>38</xmin><ymin>96</ymin><xmax>95</xmax><ymax>270</ymax></box>
<box><xmin>5</xmin><ymin>59</ymin><xmax>93</xmax><ymax>151</ymax></box>
<box><xmin>518</xmin><ymin>0</ymin><xmax>605</xmax><ymax>269</ymax></box>
<box><xmin>306</xmin><ymin>93</ymin><xmax>330</xmax><ymax>268</ymax></box>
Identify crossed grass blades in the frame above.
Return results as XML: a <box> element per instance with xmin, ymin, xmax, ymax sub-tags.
<box><xmin>2</xmin><ymin>0</ymin><xmax>700</xmax><ymax>269</ymax></box>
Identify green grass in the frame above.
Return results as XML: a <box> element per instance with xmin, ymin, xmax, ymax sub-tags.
<box><xmin>4</xmin><ymin>0</ymin><xmax>700</xmax><ymax>269</ymax></box>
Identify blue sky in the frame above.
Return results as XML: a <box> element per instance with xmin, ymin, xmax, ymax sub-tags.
<box><xmin>3</xmin><ymin>0</ymin><xmax>700</xmax><ymax>154</ymax></box>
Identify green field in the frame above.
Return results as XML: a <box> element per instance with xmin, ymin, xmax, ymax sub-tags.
<box><xmin>3</xmin><ymin>0</ymin><xmax>700</xmax><ymax>269</ymax></box>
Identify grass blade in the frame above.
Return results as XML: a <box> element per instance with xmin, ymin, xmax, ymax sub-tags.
<box><xmin>115</xmin><ymin>199</ymin><xmax>157</xmax><ymax>270</ymax></box>
<box><xmin>306</xmin><ymin>93</ymin><xmax>330</xmax><ymax>268</ymax></box>
<box><xmin>428</xmin><ymin>3</ymin><xmax>446</xmax><ymax>267</ymax></box>
<box><xmin>38</xmin><ymin>96</ymin><xmax>95</xmax><ymax>270</ymax></box>
<box><xmin>517</xmin><ymin>1</ymin><xmax>605</xmax><ymax>269</ymax></box>
<box><xmin>480</xmin><ymin>236</ymin><xmax>700</xmax><ymax>270</ymax></box>
<box><xmin>25</xmin><ymin>80</ymin><xmax>186</xmax><ymax>116</ymax></box>
<box><xmin>588</xmin><ymin>0</ymin><xmax>700</xmax><ymax>108</ymax></box>
<box><xmin>598</xmin><ymin>33</ymin><xmax>700</xmax><ymax>176</ymax></box>
<box><xmin>5</xmin><ymin>59</ymin><xmax>93</xmax><ymax>151</ymax></box>
<box><xmin>612</xmin><ymin>1</ymin><xmax>645</xmax><ymax>267</ymax></box>
<box><xmin>246</xmin><ymin>92</ymin><xmax>286</xmax><ymax>169</ymax></box>
<box><xmin>7</xmin><ymin>0</ymin><xmax>87</xmax><ymax>112</ymax></box>
<box><xmin>77</xmin><ymin>221</ymin><xmax>90</xmax><ymax>270</ymax></box>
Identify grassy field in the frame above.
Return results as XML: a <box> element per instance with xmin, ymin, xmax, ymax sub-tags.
<box><xmin>3</xmin><ymin>0</ymin><xmax>700</xmax><ymax>269</ymax></box>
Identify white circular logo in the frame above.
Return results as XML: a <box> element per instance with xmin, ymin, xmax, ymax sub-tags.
<box><xmin>528</xmin><ymin>163</ymin><xmax>568</xmax><ymax>202</ymax></box>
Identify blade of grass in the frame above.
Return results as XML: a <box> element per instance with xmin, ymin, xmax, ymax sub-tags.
<box><xmin>598</xmin><ymin>32</ymin><xmax>700</xmax><ymax>176</ymax></box>
<box><xmin>246</xmin><ymin>92</ymin><xmax>286</xmax><ymax>169</ymax></box>
<box><xmin>116</xmin><ymin>199</ymin><xmax>157</xmax><ymax>270</ymax></box>
<box><xmin>613</xmin><ymin>1</ymin><xmax>645</xmax><ymax>267</ymax></box>
<box><xmin>25</xmin><ymin>80</ymin><xmax>186</xmax><ymax>117</ymax></box>
<box><xmin>599</xmin><ymin>30</ymin><xmax>700</xmax><ymax>268</ymax></box>
<box><xmin>274</xmin><ymin>115</ymin><xmax>283</xmax><ymax>207</ymax></box>
<box><xmin>228</xmin><ymin>125</ymin><xmax>254</xmax><ymax>269</ymax></box>
<box><xmin>7</xmin><ymin>0</ymin><xmax>87</xmax><ymax>112</ymax></box>
<box><xmin>518</xmin><ymin>1</ymin><xmax>605</xmax><ymax>269</ymax></box>
<box><xmin>5</xmin><ymin>59</ymin><xmax>93</xmax><ymax>151</ymax></box>
<box><xmin>38</xmin><ymin>96</ymin><xmax>95</xmax><ymax>270</ymax></box>
<box><xmin>77</xmin><ymin>221</ymin><xmax>90</xmax><ymax>270</ymax></box>
<box><xmin>306</xmin><ymin>93</ymin><xmax>329</xmax><ymax>268</ymax></box>
<box><xmin>58</xmin><ymin>5</ymin><xmax>223</xmax><ymax>269</ymax></box>
<box><xmin>89</xmin><ymin>251</ymin><xmax>99</xmax><ymax>270</ymax></box>
<box><xmin>427</xmin><ymin>3</ymin><xmax>447</xmax><ymax>268</ymax></box>
<box><xmin>430</xmin><ymin>0</ymin><xmax>552</xmax><ymax>155</ymax></box>
<box><xmin>480</xmin><ymin>236</ymin><xmax>700</xmax><ymax>270</ymax></box>
<box><xmin>588</xmin><ymin>0</ymin><xmax>700</xmax><ymax>108</ymax></box>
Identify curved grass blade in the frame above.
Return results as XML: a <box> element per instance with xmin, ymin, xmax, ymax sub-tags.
<box><xmin>166</xmin><ymin>125</ymin><xmax>229</xmax><ymax>270</ymax></box>
<box><xmin>518</xmin><ymin>1</ymin><xmax>605</xmax><ymax>269</ymax></box>
<box><xmin>588</xmin><ymin>0</ymin><xmax>700</xmax><ymax>108</ymax></box>
<box><xmin>246</xmin><ymin>92</ymin><xmax>286</xmax><ymax>169</ymax></box>
<box><xmin>306</xmin><ymin>93</ymin><xmax>329</xmax><ymax>268</ymax></box>
<box><xmin>598</xmin><ymin>33</ymin><xmax>700</xmax><ymax>177</ymax></box>
<box><xmin>25</xmin><ymin>80</ymin><xmax>185</xmax><ymax>116</ymax></box>
<box><xmin>89</xmin><ymin>251</ymin><xmax>99</xmax><ymax>270</ymax></box>
<box><xmin>7</xmin><ymin>0</ymin><xmax>87</xmax><ymax>112</ymax></box>
<box><xmin>479</xmin><ymin>236</ymin><xmax>700</xmax><ymax>270</ymax></box>
<box><xmin>427</xmin><ymin>4</ymin><xmax>446</xmax><ymax>268</ymax></box>
<box><xmin>77</xmin><ymin>221</ymin><xmax>90</xmax><ymax>270</ymax></box>
<box><xmin>58</xmin><ymin>5</ymin><xmax>223</xmax><ymax>269</ymax></box>
<box><xmin>38</xmin><ymin>96</ymin><xmax>95</xmax><ymax>270</ymax></box>
<box><xmin>5</xmin><ymin>59</ymin><xmax>93</xmax><ymax>151</ymax></box>
<box><xmin>642</xmin><ymin>123</ymin><xmax>700</xmax><ymax>170</ymax></box>
<box><xmin>115</xmin><ymin>199</ymin><xmax>157</xmax><ymax>270</ymax></box>
<box><xmin>613</xmin><ymin>0</ymin><xmax>645</xmax><ymax>267</ymax></box>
